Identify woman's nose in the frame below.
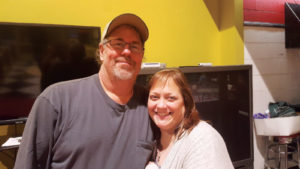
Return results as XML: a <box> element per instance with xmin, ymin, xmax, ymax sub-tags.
<box><xmin>157</xmin><ymin>99</ymin><xmax>167</xmax><ymax>109</ymax></box>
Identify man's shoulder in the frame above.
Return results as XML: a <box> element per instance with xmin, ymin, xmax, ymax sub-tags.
<box><xmin>41</xmin><ymin>74</ymin><xmax>98</xmax><ymax>97</ymax></box>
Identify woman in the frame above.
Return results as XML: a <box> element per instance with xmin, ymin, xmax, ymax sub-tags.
<box><xmin>145</xmin><ymin>69</ymin><xmax>234</xmax><ymax>169</ymax></box>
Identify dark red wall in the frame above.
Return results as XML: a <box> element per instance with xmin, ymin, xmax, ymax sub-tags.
<box><xmin>244</xmin><ymin>0</ymin><xmax>298</xmax><ymax>24</ymax></box>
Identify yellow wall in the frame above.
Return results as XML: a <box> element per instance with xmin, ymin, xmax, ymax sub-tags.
<box><xmin>218</xmin><ymin>0</ymin><xmax>244</xmax><ymax>65</ymax></box>
<box><xmin>0</xmin><ymin>0</ymin><xmax>244</xmax><ymax>67</ymax></box>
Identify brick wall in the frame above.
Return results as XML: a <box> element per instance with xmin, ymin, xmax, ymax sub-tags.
<box><xmin>244</xmin><ymin>25</ymin><xmax>300</xmax><ymax>169</ymax></box>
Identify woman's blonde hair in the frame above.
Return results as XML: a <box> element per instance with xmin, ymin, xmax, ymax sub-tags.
<box><xmin>148</xmin><ymin>68</ymin><xmax>200</xmax><ymax>141</ymax></box>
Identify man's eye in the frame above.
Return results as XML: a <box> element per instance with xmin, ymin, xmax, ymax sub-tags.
<box><xmin>131</xmin><ymin>45</ymin><xmax>138</xmax><ymax>50</ymax></box>
<box><xmin>115</xmin><ymin>42</ymin><xmax>124</xmax><ymax>47</ymax></box>
<box><xmin>111</xmin><ymin>40</ymin><xmax>124</xmax><ymax>46</ymax></box>
<box><xmin>132</xmin><ymin>44</ymin><xmax>141</xmax><ymax>48</ymax></box>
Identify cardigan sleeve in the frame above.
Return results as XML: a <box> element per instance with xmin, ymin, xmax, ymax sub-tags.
<box><xmin>182</xmin><ymin>122</ymin><xmax>234</xmax><ymax>169</ymax></box>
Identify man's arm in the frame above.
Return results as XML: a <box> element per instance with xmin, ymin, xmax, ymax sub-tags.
<box><xmin>14</xmin><ymin>96</ymin><xmax>58</xmax><ymax>169</ymax></box>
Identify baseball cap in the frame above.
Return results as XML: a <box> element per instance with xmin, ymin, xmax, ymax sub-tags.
<box><xmin>102</xmin><ymin>13</ymin><xmax>149</xmax><ymax>43</ymax></box>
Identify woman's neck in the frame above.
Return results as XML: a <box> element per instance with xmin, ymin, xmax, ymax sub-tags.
<box><xmin>156</xmin><ymin>131</ymin><xmax>176</xmax><ymax>166</ymax></box>
<box><xmin>160</xmin><ymin>131</ymin><xmax>175</xmax><ymax>150</ymax></box>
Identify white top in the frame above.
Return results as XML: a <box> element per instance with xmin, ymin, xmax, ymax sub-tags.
<box><xmin>146</xmin><ymin>121</ymin><xmax>234</xmax><ymax>169</ymax></box>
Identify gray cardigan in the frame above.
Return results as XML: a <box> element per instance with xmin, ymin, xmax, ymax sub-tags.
<box><xmin>146</xmin><ymin>121</ymin><xmax>234</xmax><ymax>169</ymax></box>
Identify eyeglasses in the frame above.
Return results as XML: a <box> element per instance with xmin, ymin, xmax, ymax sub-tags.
<box><xmin>104</xmin><ymin>39</ymin><xmax>144</xmax><ymax>54</ymax></box>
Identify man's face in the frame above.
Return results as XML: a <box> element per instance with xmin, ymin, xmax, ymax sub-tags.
<box><xmin>99</xmin><ymin>25</ymin><xmax>144</xmax><ymax>81</ymax></box>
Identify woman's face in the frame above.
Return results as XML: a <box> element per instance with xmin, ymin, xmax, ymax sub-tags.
<box><xmin>148</xmin><ymin>79</ymin><xmax>185</xmax><ymax>133</ymax></box>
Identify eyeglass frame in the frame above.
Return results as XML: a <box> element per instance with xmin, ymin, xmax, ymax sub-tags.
<box><xmin>102</xmin><ymin>39</ymin><xmax>144</xmax><ymax>54</ymax></box>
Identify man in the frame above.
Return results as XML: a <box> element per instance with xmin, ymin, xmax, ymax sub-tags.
<box><xmin>14</xmin><ymin>13</ymin><xmax>154</xmax><ymax>169</ymax></box>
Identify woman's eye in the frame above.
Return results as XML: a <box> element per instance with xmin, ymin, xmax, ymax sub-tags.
<box><xmin>168</xmin><ymin>96</ymin><xmax>176</xmax><ymax>101</ymax></box>
<box><xmin>149</xmin><ymin>95</ymin><xmax>159</xmax><ymax>100</ymax></box>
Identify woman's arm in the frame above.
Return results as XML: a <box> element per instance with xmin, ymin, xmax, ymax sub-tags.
<box><xmin>182</xmin><ymin>122</ymin><xmax>234</xmax><ymax>169</ymax></box>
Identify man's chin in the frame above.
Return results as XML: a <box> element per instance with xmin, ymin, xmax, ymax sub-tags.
<box><xmin>113</xmin><ymin>69</ymin><xmax>136</xmax><ymax>80</ymax></box>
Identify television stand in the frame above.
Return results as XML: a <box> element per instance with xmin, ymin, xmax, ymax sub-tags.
<box><xmin>0</xmin><ymin>117</ymin><xmax>27</xmax><ymax>125</ymax></box>
<box><xmin>0</xmin><ymin>117</ymin><xmax>27</xmax><ymax>163</ymax></box>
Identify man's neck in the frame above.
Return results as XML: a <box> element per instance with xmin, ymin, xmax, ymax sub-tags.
<box><xmin>98</xmin><ymin>71</ymin><xmax>135</xmax><ymax>105</ymax></box>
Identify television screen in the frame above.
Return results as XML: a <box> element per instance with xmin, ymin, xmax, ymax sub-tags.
<box><xmin>0</xmin><ymin>23</ymin><xmax>100</xmax><ymax>120</ymax></box>
<box><xmin>285</xmin><ymin>2</ymin><xmax>300</xmax><ymax>48</ymax></box>
<box><xmin>137</xmin><ymin>65</ymin><xmax>253</xmax><ymax>169</ymax></box>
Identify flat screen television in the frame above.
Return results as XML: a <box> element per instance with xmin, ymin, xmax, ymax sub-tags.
<box><xmin>137</xmin><ymin>65</ymin><xmax>253</xmax><ymax>169</ymax></box>
<box><xmin>0</xmin><ymin>23</ymin><xmax>100</xmax><ymax>120</ymax></box>
<box><xmin>285</xmin><ymin>2</ymin><xmax>300</xmax><ymax>48</ymax></box>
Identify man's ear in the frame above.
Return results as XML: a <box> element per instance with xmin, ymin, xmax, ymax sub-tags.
<box><xmin>99</xmin><ymin>43</ymin><xmax>104</xmax><ymax>61</ymax></box>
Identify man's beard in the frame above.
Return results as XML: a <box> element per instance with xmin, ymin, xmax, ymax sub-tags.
<box><xmin>112</xmin><ymin>57</ymin><xmax>138</xmax><ymax>80</ymax></box>
<box><xmin>112</xmin><ymin>66</ymin><xmax>136</xmax><ymax>80</ymax></box>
